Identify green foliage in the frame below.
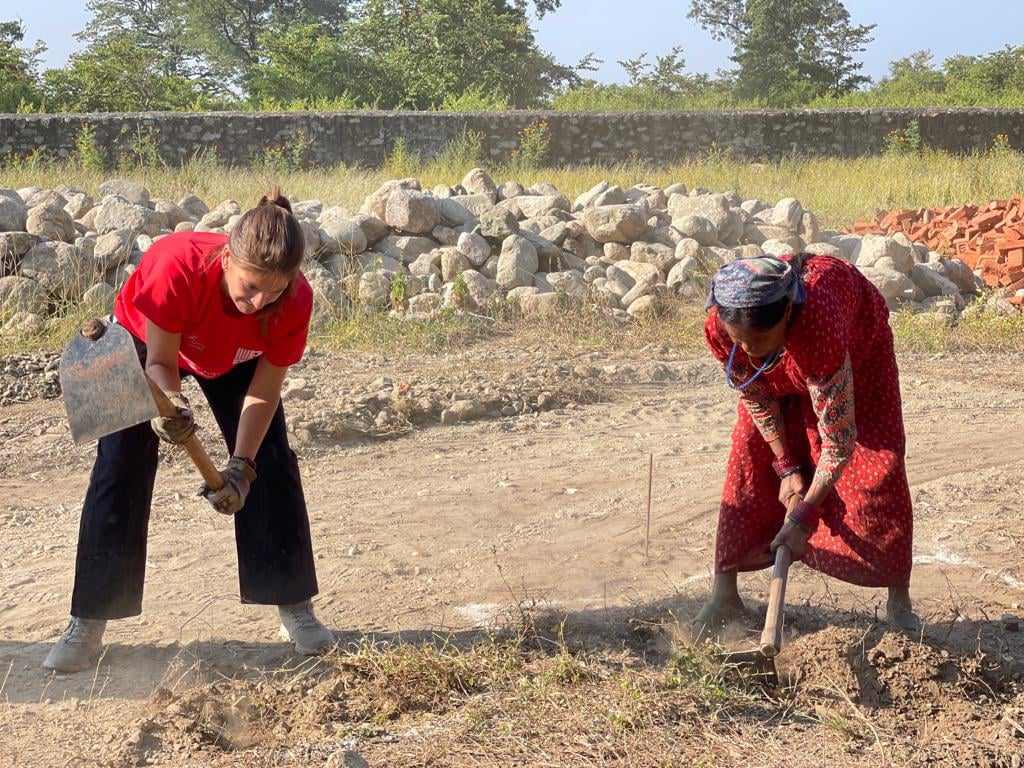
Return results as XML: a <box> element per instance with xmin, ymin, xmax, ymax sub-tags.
<box><xmin>382</xmin><ymin>137</ymin><xmax>422</xmax><ymax>178</ymax></box>
<box><xmin>441</xmin><ymin>87</ymin><xmax>509</xmax><ymax>112</ymax></box>
<box><xmin>43</xmin><ymin>33</ymin><xmax>208</xmax><ymax>111</ymax></box>
<box><xmin>55</xmin><ymin>1</ymin><xmax>573</xmax><ymax>111</ymax></box>
<box><xmin>511</xmin><ymin>120</ymin><xmax>551</xmax><ymax>169</ymax></box>
<box><xmin>451</xmin><ymin>272</ymin><xmax>470</xmax><ymax>308</ymax></box>
<box><xmin>118</xmin><ymin>125</ymin><xmax>165</xmax><ymax>169</ymax></box>
<box><xmin>0</xmin><ymin>146</ymin><xmax>52</xmax><ymax>173</ymax></box>
<box><xmin>813</xmin><ymin>46</ymin><xmax>1024</xmax><ymax>108</ymax></box>
<box><xmin>552</xmin><ymin>83</ymin><xmax>739</xmax><ymax>111</ymax></box>
<box><xmin>12</xmin><ymin>0</ymin><xmax>1024</xmax><ymax>116</ymax></box>
<box><xmin>0</xmin><ymin>20</ymin><xmax>45</xmax><ymax>112</ymax></box>
<box><xmin>347</xmin><ymin>0</ymin><xmax>580</xmax><ymax>109</ymax></box>
<box><xmin>16</xmin><ymin>98</ymin><xmax>46</xmax><ymax>114</ymax></box>
<box><xmin>74</xmin><ymin>123</ymin><xmax>106</xmax><ymax>171</ymax></box>
<box><xmin>246</xmin><ymin>22</ymin><xmax>377</xmax><ymax>107</ymax></box>
<box><xmin>79</xmin><ymin>0</ymin><xmax>195</xmax><ymax>78</ymax></box>
<box><xmin>432</xmin><ymin>130</ymin><xmax>486</xmax><ymax>170</ymax></box>
<box><xmin>390</xmin><ymin>271</ymin><xmax>409</xmax><ymax>310</ymax></box>
<box><xmin>991</xmin><ymin>133</ymin><xmax>1014</xmax><ymax>156</ymax></box>
<box><xmin>619</xmin><ymin>46</ymin><xmax>707</xmax><ymax>95</ymax></box>
<box><xmin>883</xmin><ymin>122</ymin><xmax>922</xmax><ymax>157</ymax></box>
<box><xmin>254</xmin><ymin>128</ymin><xmax>315</xmax><ymax>172</ymax></box>
<box><xmin>688</xmin><ymin>0</ymin><xmax>875</xmax><ymax>105</ymax></box>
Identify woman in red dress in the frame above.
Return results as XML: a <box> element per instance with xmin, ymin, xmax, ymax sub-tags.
<box><xmin>695</xmin><ymin>254</ymin><xmax>917</xmax><ymax>632</ymax></box>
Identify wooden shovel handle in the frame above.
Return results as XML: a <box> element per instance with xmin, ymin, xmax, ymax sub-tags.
<box><xmin>146</xmin><ymin>377</ymin><xmax>224</xmax><ymax>492</ymax></box>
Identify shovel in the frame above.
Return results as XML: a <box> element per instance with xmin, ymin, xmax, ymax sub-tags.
<box><xmin>59</xmin><ymin>318</ymin><xmax>224</xmax><ymax>492</ymax></box>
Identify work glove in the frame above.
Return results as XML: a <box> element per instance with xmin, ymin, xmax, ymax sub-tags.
<box><xmin>202</xmin><ymin>456</ymin><xmax>257</xmax><ymax>516</ymax></box>
<box><xmin>150</xmin><ymin>391</ymin><xmax>196</xmax><ymax>444</ymax></box>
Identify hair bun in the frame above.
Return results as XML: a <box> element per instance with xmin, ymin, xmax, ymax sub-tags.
<box><xmin>258</xmin><ymin>184</ymin><xmax>293</xmax><ymax>213</ymax></box>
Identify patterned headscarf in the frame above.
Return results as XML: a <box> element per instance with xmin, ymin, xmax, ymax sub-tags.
<box><xmin>705</xmin><ymin>256</ymin><xmax>805</xmax><ymax>311</ymax></box>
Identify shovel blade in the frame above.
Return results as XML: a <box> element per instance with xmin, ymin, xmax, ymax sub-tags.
<box><xmin>59</xmin><ymin>323</ymin><xmax>158</xmax><ymax>444</ymax></box>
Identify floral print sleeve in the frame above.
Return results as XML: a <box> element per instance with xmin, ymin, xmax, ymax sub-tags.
<box><xmin>739</xmin><ymin>380</ymin><xmax>783</xmax><ymax>444</ymax></box>
<box><xmin>806</xmin><ymin>352</ymin><xmax>857</xmax><ymax>486</ymax></box>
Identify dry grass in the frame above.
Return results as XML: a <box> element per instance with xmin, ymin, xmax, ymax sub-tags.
<box><xmin>308</xmin><ymin>301</ymin><xmax>1024</xmax><ymax>359</ymax></box>
<box><xmin>131</xmin><ymin>626</ymin><xmax>783</xmax><ymax>767</ymax></box>
<box><xmin>6</xmin><ymin>299</ymin><xmax>1024</xmax><ymax>361</ymax></box>
<box><xmin>889</xmin><ymin>310</ymin><xmax>1024</xmax><ymax>354</ymax></box>
<box><xmin>115</xmin><ymin>604</ymin><xmax>1022</xmax><ymax>768</ymax></box>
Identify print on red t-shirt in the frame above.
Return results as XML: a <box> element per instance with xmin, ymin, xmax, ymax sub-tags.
<box><xmin>114</xmin><ymin>232</ymin><xmax>313</xmax><ymax>379</ymax></box>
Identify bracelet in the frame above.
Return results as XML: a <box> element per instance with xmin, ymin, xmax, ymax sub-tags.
<box><xmin>787</xmin><ymin>500</ymin><xmax>820</xmax><ymax>533</ymax></box>
<box><xmin>771</xmin><ymin>456</ymin><xmax>801</xmax><ymax>480</ymax></box>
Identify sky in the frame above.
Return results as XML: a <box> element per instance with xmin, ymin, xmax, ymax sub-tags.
<box><xmin>9</xmin><ymin>0</ymin><xmax>1024</xmax><ymax>85</ymax></box>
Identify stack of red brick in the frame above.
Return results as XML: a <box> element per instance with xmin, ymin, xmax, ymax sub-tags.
<box><xmin>853</xmin><ymin>198</ymin><xmax>1024</xmax><ymax>299</ymax></box>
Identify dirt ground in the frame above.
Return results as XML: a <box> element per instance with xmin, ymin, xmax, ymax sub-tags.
<box><xmin>2</xmin><ymin>339</ymin><xmax>1024</xmax><ymax>766</ymax></box>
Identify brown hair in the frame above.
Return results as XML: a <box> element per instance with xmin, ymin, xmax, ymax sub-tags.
<box><xmin>227</xmin><ymin>186</ymin><xmax>305</xmax><ymax>275</ymax></box>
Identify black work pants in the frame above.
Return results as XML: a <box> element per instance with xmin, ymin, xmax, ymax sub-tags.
<box><xmin>70</xmin><ymin>338</ymin><xmax>318</xmax><ymax>620</ymax></box>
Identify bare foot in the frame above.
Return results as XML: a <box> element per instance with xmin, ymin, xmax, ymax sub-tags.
<box><xmin>692</xmin><ymin>595</ymin><xmax>748</xmax><ymax>639</ymax></box>
<box><xmin>886</xmin><ymin>588</ymin><xmax>921</xmax><ymax>633</ymax></box>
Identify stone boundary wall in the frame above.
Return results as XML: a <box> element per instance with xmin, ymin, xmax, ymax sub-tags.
<box><xmin>2</xmin><ymin>109</ymin><xmax>1024</xmax><ymax>167</ymax></box>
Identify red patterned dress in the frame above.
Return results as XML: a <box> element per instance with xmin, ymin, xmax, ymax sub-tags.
<box><xmin>704</xmin><ymin>254</ymin><xmax>913</xmax><ymax>588</ymax></box>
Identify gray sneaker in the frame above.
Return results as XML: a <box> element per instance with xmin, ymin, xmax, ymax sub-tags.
<box><xmin>43</xmin><ymin>617</ymin><xmax>106</xmax><ymax>673</ymax></box>
<box><xmin>278</xmin><ymin>601</ymin><xmax>335</xmax><ymax>655</ymax></box>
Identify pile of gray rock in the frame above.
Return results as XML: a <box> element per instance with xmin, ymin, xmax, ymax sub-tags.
<box><xmin>0</xmin><ymin>169</ymin><xmax>993</xmax><ymax>338</ymax></box>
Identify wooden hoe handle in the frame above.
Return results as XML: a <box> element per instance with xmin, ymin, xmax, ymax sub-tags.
<box><xmin>146</xmin><ymin>377</ymin><xmax>225</xmax><ymax>492</ymax></box>
<box><xmin>759</xmin><ymin>544</ymin><xmax>792</xmax><ymax>657</ymax></box>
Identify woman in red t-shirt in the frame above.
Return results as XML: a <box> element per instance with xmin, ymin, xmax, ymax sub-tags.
<box><xmin>44</xmin><ymin>188</ymin><xmax>334</xmax><ymax>673</ymax></box>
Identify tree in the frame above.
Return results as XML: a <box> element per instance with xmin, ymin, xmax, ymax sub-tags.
<box><xmin>511</xmin><ymin>0</ymin><xmax>562</xmax><ymax>17</ymax></box>
<box><xmin>246</xmin><ymin>22</ymin><xmax>377</xmax><ymax>106</ymax></box>
<box><xmin>78</xmin><ymin>0</ymin><xmax>192</xmax><ymax>76</ymax></box>
<box><xmin>688</xmin><ymin>0</ymin><xmax>875</xmax><ymax>104</ymax></box>
<box><xmin>182</xmin><ymin>0</ymin><xmax>349</xmax><ymax>87</ymax></box>
<box><xmin>43</xmin><ymin>32</ymin><xmax>205</xmax><ymax>111</ymax></box>
<box><xmin>346</xmin><ymin>0</ymin><xmax>580</xmax><ymax>108</ymax></box>
<box><xmin>618</xmin><ymin>45</ymin><xmax>709</xmax><ymax>94</ymax></box>
<box><xmin>79</xmin><ymin>0</ymin><xmax>350</xmax><ymax>91</ymax></box>
<box><xmin>0</xmin><ymin>20</ymin><xmax>45</xmax><ymax>111</ymax></box>
<box><xmin>943</xmin><ymin>46</ymin><xmax>1024</xmax><ymax>101</ymax></box>
<box><xmin>879</xmin><ymin>50</ymin><xmax>946</xmax><ymax>96</ymax></box>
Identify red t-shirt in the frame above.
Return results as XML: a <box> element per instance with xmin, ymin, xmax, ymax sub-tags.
<box><xmin>114</xmin><ymin>231</ymin><xmax>313</xmax><ymax>379</ymax></box>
